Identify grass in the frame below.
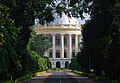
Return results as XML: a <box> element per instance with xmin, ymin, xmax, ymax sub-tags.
<box><xmin>71</xmin><ymin>70</ymin><xmax>120</xmax><ymax>83</ymax></box>
<box><xmin>2</xmin><ymin>71</ymin><xmax>47</xmax><ymax>83</ymax></box>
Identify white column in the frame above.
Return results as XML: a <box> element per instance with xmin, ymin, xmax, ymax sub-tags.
<box><xmin>69</xmin><ymin>34</ymin><xmax>72</xmax><ymax>59</ymax></box>
<box><xmin>52</xmin><ymin>34</ymin><xmax>55</xmax><ymax>59</ymax></box>
<box><xmin>79</xmin><ymin>35</ymin><xmax>81</xmax><ymax>42</ymax></box>
<box><xmin>61</xmin><ymin>34</ymin><xmax>64</xmax><ymax>59</ymax></box>
<box><xmin>75</xmin><ymin>34</ymin><xmax>78</xmax><ymax>53</ymax></box>
<box><xmin>62</xmin><ymin>61</ymin><xmax>65</xmax><ymax>68</ymax></box>
<box><xmin>53</xmin><ymin>61</ymin><xmax>56</xmax><ymax>68</ymax></box>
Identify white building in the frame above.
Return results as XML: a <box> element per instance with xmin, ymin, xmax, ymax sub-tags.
<box><xmin>34</xmin><ymin>13</ymin><xmax>82</xmax><ymax>68</ymax></box>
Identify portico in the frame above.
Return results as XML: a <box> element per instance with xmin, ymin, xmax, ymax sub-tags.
<box><xmin>34</xmin><ymin>24</ymin><xmax>82</xmax><ymax>68</ymax></box>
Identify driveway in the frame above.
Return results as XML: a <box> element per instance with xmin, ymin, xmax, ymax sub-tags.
<box><xmin>21</xmin><ymin>70</ymin><xmax>104</xmax><ymax>83</ymax></box>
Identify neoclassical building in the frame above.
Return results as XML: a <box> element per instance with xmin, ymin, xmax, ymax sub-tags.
<box><xmin>34</xmin><ymin>24</ymin><xmax>82</xmax><ymax>68</ymax></box>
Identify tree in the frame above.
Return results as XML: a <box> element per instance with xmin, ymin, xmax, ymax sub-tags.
<box><xmin>29</xmin><ymin>31</ymin><xmax>51</xmax><ymax>56</ymax></box>
<box><xmin>70</xmin><ymin>0</ymin><xmax>120</xmax><ymax>80</ymax></box>
<box><xmin>0</xmin><ymin>0</ymin><xmax>53</xmax><ymax>81</ymax></box>
<box><xmin>1</xmin><ymin>0</ymin><xmax>53</xmax><ymax>76</ymax></box>
<box><xmin>69</xmin><ymin>57</ymin><xmax>81</xmax><ymax>71</ymax></box>
<box><xmin>0</xmin><ymin>3</ymin><xmax>21</xmax><ymax>81</ymax></box>
<box><xmin>104</xmin><ymin>1</ymin><xmax>120</xmax><ymax>80</ymax></box>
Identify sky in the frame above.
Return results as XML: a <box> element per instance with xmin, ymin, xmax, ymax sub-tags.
<box><xmin>50</xmin><ymin>12</ymin><xmax>90</xmax><ymax>25</ymax></box>
<box><xmin>50</xmin><ymin>0</ymin><xmax>90</xmax><ymax>25</ymax></box>
<box><xmin>34</xmin><ymin>12</ymin><xmax>90</xmax><ymax>25</ymax></box>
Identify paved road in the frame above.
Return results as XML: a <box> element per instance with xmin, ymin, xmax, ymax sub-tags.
<box><xmin>21</xmin><ymin>70</ymin><xmax>104</xmax><ymax>83</ymax></box>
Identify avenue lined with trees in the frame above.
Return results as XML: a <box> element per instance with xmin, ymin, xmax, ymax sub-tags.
<box><xmin>69</xmin><ymin>0</ymin><xmax>120</xmax><ymax>81</ymax></box>
<box><xmin>0</xmin><ymin>0</ymin><xmax>120</xmax><ymax>82</ymax></box>
<box><xmin>75</xmin><ymin>0</ymin><xmax>120</xmax><ymax>80</ymax></box>
<box><xmin>0</xmin><ymin>0</ymin><xmax>52</xmax><ymax>82</ymax></box>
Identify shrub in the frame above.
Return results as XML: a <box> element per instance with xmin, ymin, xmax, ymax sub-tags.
<box><xmin>69</xmin><ymin>57</ymin><xmax>81</xmax><ymax>71</ymax></box>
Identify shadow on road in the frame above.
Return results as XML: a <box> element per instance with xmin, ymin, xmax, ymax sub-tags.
<box><xmin>21</xmin><ymin>70</ymin><xmax>104</xmax><ymax>83</ymax></box>
<box><xmin>45</xmin><ymin>70</ymin><xmax>79</xmax><ymax>83</ymax></box>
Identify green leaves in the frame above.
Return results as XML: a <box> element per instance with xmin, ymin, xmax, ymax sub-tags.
<box><xmin>0</xmin><ymin>0</ymin><xmax>52</xmax><ymax>81</ymax></box>
<box><xmin>0</xmin><ymin>5</ymin><xmax>21</xmax><ymax>81</ymax></box>
<box><xmin>76</xmin><ymin>0</ymin><xmax>120</xmax><ymax>80</ymax></box>
<box><xmin>69</xmin><ymin>57</ymin><xmax>81</xmax><ymax>71</ymax></box>
<box><xmin>29</xmin><ymin>31</ymin><xmax>50</xmax><ymax>56</ymax></box>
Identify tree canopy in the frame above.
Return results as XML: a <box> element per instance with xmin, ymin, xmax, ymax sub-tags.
<box><xmin>0</xmin><ymin>0</ymin><xmax>120</xmax><ymax>81</ymax></box>
<box><xmin>74</xmin><ymin>0</ymin><xmax>120</xmax><ymax>80</ymax></box>
<box><xmin>29</xmin><ymin>31</ymin><xmax>51</xmax><ymax>56</ymax></box>
<box><xmin>0</xmin><ymin>0</ymin><xmax>52</xmax><ymax>81</ymax></box>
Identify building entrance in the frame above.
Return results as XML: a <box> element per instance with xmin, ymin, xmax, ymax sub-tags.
<box><xmin>65</xmin><ymin>61</ymin><xmax>69</xmax><ymax>68</ymax></box>
<box><xmin>56</xmin><ymin>61</ymin><xmax>60</xmax><ymax>68</ymax></box>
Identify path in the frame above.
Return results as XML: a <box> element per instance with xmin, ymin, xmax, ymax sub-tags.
<box><xmin>21</xmin><ymin>70</ymin><xmax>104</xmax><ymax>83</ymax></box>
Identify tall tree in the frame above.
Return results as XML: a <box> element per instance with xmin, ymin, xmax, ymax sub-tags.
<box><xmin>29</xmin><ymin>31</ymin><xmax>51</xmax><ymax>56</ymax></box>
<box><xmin>104</xmin><ymin>1</ymin><xmax>120</xmax><ymax>80</ymax></box>
<box><xmin>70</xmin><ymin>0</ymin><xmax>120</xmax><ymax>80</ymax></box>
<box><xmin>1</xmin><ymin>0</ymin><xmax>53</xmax><ymax>75</ymax></box>
<box><xmin>0</xmin><ymin>0</ymin><xmax>54</xmax><ymax>81</ymax></box>
<box><xmin>0</xmin><ymin>3</ymin><xmax>21</xmax><ymax>81</ymax></box>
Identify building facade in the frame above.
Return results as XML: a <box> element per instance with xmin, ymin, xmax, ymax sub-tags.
<box><xmin>34</xmin><ymin>24</ymin><xmax>82</xmax><ymax>68</ymax></box>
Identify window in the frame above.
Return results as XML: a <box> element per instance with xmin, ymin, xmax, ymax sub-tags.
<box><xmin>64</xmin><ymin>36</ymin><xmax>67</xmax><ymax>45</ymax></box>
<box><xmin>64</xmin><ymin>50</ymin><xmax>67</xmax><ymax>58</ymax></box>
<box><xmin>56</xmin><ymin>50</ymin><xmax>60</xmax><ymax>58</ymax></box>
<box><xmin>72</xmin><ymin>36</ymin><xmax>75</xmax><ymax>45</ymax></box>
<box><xmin>49</xmin><ymin>36</ymin><xmax>52</xmax><ymax>45</ymax></box>
<box><xmin>56</xmin><ymin>36</ymin><xmax>60</xmax><ymax>45</ymax></box>
<box><xmin>72</xmin><ymin>50</ymin><xmax>76</xmax><ymax>57</ymax></box>
<box><xmin>49</xmin><ymin>50</ymin><xmax>53</xmax><ymax>58</ymax></box>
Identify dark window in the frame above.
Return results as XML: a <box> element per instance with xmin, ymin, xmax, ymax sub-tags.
<box><xmin>72</xmin><ymin>36</ymin><xmax>75</xmax><ymax>45</ymax></box>
<box><xmin>64</xmin><ymin>50</ymin><xmax>67</xmax><ymax>58</ymax></box>
<box><xmin>49</xmin><ymin>36</ymin><xmax>52</xmax><ymax>45</ymax></box>
<box><xmin>72</xmin><ymin>50</ymin><xmax>76</xmax><ymax>57</ymax></box>
<box><xmin>64</xmin><ymin>36</ymin><xmax>67</xmax><ymax>45</ymax></box>
<box><xmin>56</xmin><ymin>36</ymin><xmax>60</xmax><ymax>45</ymax></box>
<box><xmin>49</xmin><ymin>50</ymin><xmax>53</xmax><ymax>58</ymax></box>
<box><xmin>56</xmin><ymin>50</ymin><xmax>60</xmax><ymax>58</ymax></box>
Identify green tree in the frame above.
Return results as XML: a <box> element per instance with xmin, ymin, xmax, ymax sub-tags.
<box><xmin>29</xmin><ymin>31</ymin><xmax>51</xmax><ymax>56</ymax></box>
<box><xmin>69</xmin><ymin>57</ymin><xmax>81</xmax><ymax>71</ymax></box>
<box><xmin>104</xmin><ymin>1</ymin><xmax>120</xmax><ymax>80</ymax></box>
<box><xmin>70</xmin><ymin>0</ymin><xmax>120</xmax><ymax>80</ymax></box>
<box><xmin>1</xmin><ymin>0</ymin><xmax>53</xmax><ymax>75</ymax></box>
<box><xmin>0</xmin><ymin>0</ymin><xmax>53</xmax><ymax>81</ymax></box>
<box><xmin>0</xmin><ymin>3</ymin><xmax>21</xmax><ymax>81</ymax></box>
<box><xmin>43</xmin><ymin>56</ymin><xmax>51</xmax><ymax>68</ymax></box>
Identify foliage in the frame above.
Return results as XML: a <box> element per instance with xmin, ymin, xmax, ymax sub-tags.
<box><xmin>69</xmin><ymin>57</ymin><xmax>81</xmax><ymax>71</ymax></box>
<box><xmin>29</xmin><ymin>31</ymin><xmax>51</xmax><ymax>56</ymax></box>
<box><xmin>30</xmin><ymin>51</ymin><xmax>49</xmax><ymax>71</ymax></box>
<box><xmin>2</xmin><ymin>71</ymin><xmax>46</xmax><ymax>83</ymax></box>
<box><xmin>77</xmin><ymin>51</ymin><xmax>90</xmax><ymax>72</ymax></box>
<box><xmin>43</xmin><ymin>56</ymin><xmax>51</xmax><ymax>69</ymax></box>
<box><xmin>73</xmin><ymin>0</ymin><xmax>120</xmax><ymax>80</ymax></box>
<box><xmin>0</xmin><ymin>3</ymin><xmax>21</xmax><ymax>81</ymax></box>
<box><xmin>0</xmin><ymin>0</ymin><xmax>51</xmax><ymax>82</ymax></box>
